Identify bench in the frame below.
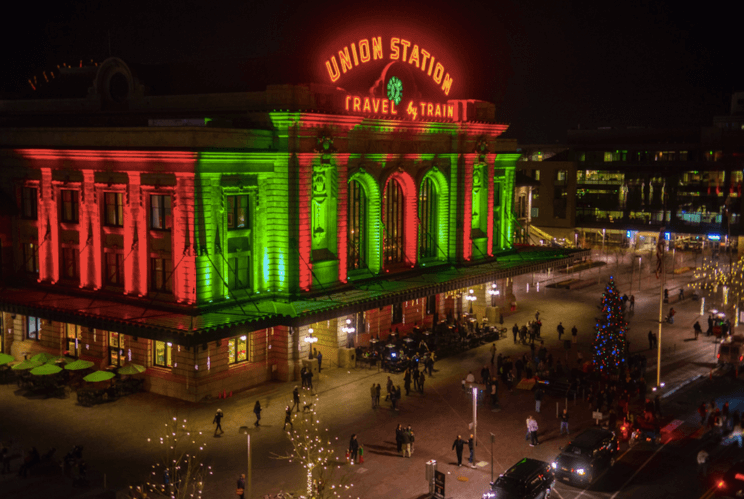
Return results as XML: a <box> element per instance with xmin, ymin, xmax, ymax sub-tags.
<box><xmin>568</xmin><ymin>279</ymin><xmax>597</xmax><ymax>290</ymax></box>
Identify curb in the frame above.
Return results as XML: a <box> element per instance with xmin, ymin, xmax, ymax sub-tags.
<box><xmin>659</xmin><ymin>373</ymin><xmax>705</xmax><ymax>400</ymax></box>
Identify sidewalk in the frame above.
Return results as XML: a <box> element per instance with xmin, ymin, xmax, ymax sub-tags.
<box><xmin>0</xmin><ymin>248</ymin><xmax>724</xmax><ymax>499</ymax></box>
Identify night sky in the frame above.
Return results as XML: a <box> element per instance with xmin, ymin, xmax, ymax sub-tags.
<box><xmin>2</xmin><ymin>0</ymin><xmax>740</xmax><ymax>143</ymax></box>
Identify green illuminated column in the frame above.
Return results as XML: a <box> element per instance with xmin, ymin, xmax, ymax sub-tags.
<box><xmin>494</xmin><ymin>154</ymin><xmax>519</xmax><ymax>251</ymax></box>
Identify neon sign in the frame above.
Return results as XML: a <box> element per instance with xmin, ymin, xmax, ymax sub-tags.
<box><xmin>344</xmin><ymin>95</ymin><xmax>454</xmax><ymax>120</ymax></box>
<box><xmin>326</xmin><ymin>36</ymin><xmax>454</xmax><ymax>96</ymax></box>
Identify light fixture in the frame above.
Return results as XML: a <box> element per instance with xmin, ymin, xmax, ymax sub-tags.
<box><xmin>466</xmin><ymin>289</ymin><xmax>477</xmax><ymax>314</ymax></box>
<box><xmin>304</xmin><ymin>328</ymin><xmax>318</xmax><ymax>344</ymax></box>
<box><xmin>240</xmin><ymin>335</ymin><xmax>247</xmax><ymax>341</ymax></box>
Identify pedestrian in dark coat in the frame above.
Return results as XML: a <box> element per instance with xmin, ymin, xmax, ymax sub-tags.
<box><xmin>291</xmin><ymin>386</ymin><xmax>300</xmax><ymax>412</ymax></box>
<box><xmin>452</xmin><ymin>435</ymin><xmax>465</xmax><ymax>466</ymax></box>
<box><xmin>349</xmin><ymin>434</ymin><xmax>359</xmax><ymax>464</ymax></box>
<box><xmin>237</xmin><ymin>474</ymin><xmax>246</xmax><ymax>499</ymax></box>
<box><xmin>481</xmin><ymin>366</ymin><xmax>490</xmax><ymax>385</ymax></box>
<box><xmin>306</xmin><ymin>369</ymin><xmax>314</xmax><ymax>390</ymax></box>
<box><xmin>283</xmin><ymin>406</ymin><xmax>293</xmax><ymax>430</ymax></box>
<box><xmin>395</xmin><ymin>424</ymin><xmax>404</xmax><ymax>454</ymax></box>
<box><xmin>253</xmin><ymin>400</ymin><xmax>261</xmax><ymax>427</ymax></box>
<box><xmin>419</xmin><ymin>372</ymin><xmax>425</xmax><ymax>394</ymax></box>
<box><xmin>512</xmin><ymin>324</ymin><xmax>519</xmax><ymax>344</ymax></box>
<box><xmin>571</xmin><ymin>326</ymin><xmax>578</xmax><ymax>344</ymax></box>
<box><xmin>557</xmin><ymin>322</ymin><xmax>565</xmax><ymax>340</ymax></box>
<box><xmin>425</xmin><ymin>356</ymin><xmax>434</xmax><ymax>376</ymax></box>
<box><xmin>401</xmin><ymin>428</ymin><xmax>412</xmax><ymax>458</ymax></box>
<box><xmin>213</xmin><ymin>409</ymin><xmax>224</xmax><ymax>435</ymax></box>
<box><xmin>404</xmin><ymin>369</ymin><xmax>412</xmax><ymax>396</ymax></box>
<box><xmin>317</xmin><ymin>351</ymin><xmax>323</xmax><ymax>372</ymax></box>
<box><xmin>371</xmin><ymin>383</ymin><xmax>377</xmax><ymax>408</ymax></box>
<box><xmin>300</xmin><ymin>366</ymin><xmax>308</xmax><ymax>388</ymax></box>
<box><xmin>467</xmin><ymin>434</ymin><xmax>475</xmax><ymax>467</ymax></box>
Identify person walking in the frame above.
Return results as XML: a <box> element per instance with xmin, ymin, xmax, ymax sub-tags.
<box><xmin>371</xmin><ymin>383</ymin><xmax>377</xmax><ymax>409</ymax></box>
<box><xmin>395</xmin><ymin>424</ymin><xmax>404</xmax><ymax>455</ymax></box>
<box><xmin>630</xmin><ymin>295</ymin><xmax>635</xmax><ymax>311</ymax></box>
<box><xmin>481</xmin><ymin>365</ymin><xmax>490</xmax><ymax>385</ymax></box>
<box><xmin>306</xmin><ymin>368</ymin><xmax>314</xmax><ymax>390</ymax></box>
<box><xmin>412</xmin><ymin>368</ymin><xmax>420</xmax><ymax>393</ymax></box>
<box><xmin>425</xmin><ymin>355</ymin><xmax>434</xmax><ymax>376</ymax></box>
<box><xmin>452</xmin><ymin>435</ymin><xmax>465</xmax><ymax>466</ymax></box>
<box><xmin>512</xmin><ymin>324</ymin><xmax>519</xmax><ymax>344</ymax></box>
<box><xmin>348</xmin><ymin>434</ymin><xmax>359</xmax><ymax>465</ymax></box>
<box><xmin>213</xmin><ymin>409</ymin><xmax>224</xmax><ymax>435</ymax></box>
<box><xmin>300</xmin><ymin>366</ymin><xmax>308</xmax><ymax>388</ymax></box>
<box><xmin>237</xmin><ymin>473</ymin><xmax>246</xmax><ymax>499</ymax></box>
<box><xmin>490</xmin><ymin>377</ymin><xmax>499</xmax><ymax>411</ymax></box>
<box><xmin>557</xmin><ymin>322</ymin><xmax>565</xmax><ymax>341</ymax></box>
<box><xmin>694</xmin><ymin>321</ymin><xmax>701</xmax><ymax>340</ymax></box>
<box><xmin>534</xmin><ymin>387</ymin><xmax>544</xmax><ymax>413</ymax></box>
<box><xmin>375</xmin><ymin>383</ymin><xmax>381</xmax><ymax>407</ymax></box>
<box><xmin>697</xmin><ymin>448</ymin><xmax>709</xmax><ymax>477</ymax></box>
<box><xmin>679</xmin><ymin>288</ymin><xmax>685</xmax><ymax>300</ymax></box>
<box><xmin>490</xmin><ymin>343</ymin><xmax>497</xmax><ymax>365</ymax></box>
<box><xmin>317</xmin><ymin>351</ymin><xmax>323</xmax><ymax>373</ymax></box>
<box><xmin>467</xmin><ymin>434</ymin><xmax>475</xmax><ymax>468</ymax></box>
<box><xmin>291</xmin><ymin>386</ymin><xmax>301</xmax><ymax>412</ymax></box>
<box><xmin>407</xmin><ymin>425</ymin><xmax>415</xmax><ymax>455</ymax></box>
<box><xmin>385</xmin><ymin>376</ymin><xmax>393</xmax><ymax>401</ymax></box>
<box><xmin>253</xmin><ymin>400</ymin><xmax>262</xmax><ymax>427</ymax></box>
<box><xmin>283</xmin><ymin>406</ymin><xmax>293</xmax><ymax>431</ymax></box>
<box><xmin>648</xmin><ymin>330</ymin><xmax>655</xmax><ymax>350</ymax></box>
<box><xmin>571</xmin><ymin>326</ymin><xmax>578</xmax><ymax>344</ymax></box>
<box><xmin>527</xmin><ymin>416</ymin><xmax>540</xmax><ymax>446</ymax></box>
<box><xmin>401</xmin><ymin>427</ymin><xmax>412</xmax><ymax>458</ymax></box>
<box><xmin>560</xmin><ymin>409</ymin><xmax>569</xmax><ymax>435</ymax></box>
<box><xmin>419</xmin><ymin>372</ymin><xmax>426</xmax><ymax>394</ymax></box>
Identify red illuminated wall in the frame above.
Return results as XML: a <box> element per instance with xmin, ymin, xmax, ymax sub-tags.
<box><xmin>462</xmin><ymin>156</ymin><xmax>474</xmax><ymax>261</ymax></box>
<box><xmin>336</xmin><ymin>155</ymin><xmax>349</xmax><ymax>284</ymax></box>
<box><xmin>486</xmin><ymin>153</ymin><xmax>495</xmax><ymax>257</ymax></box>
<box><xmin>297</xmin><ymin>154</ymin><xmax>313</xmax><ymax>291</ymax></box>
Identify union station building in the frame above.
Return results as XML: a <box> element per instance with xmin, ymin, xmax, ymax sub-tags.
<box><xmin>0</xmin><ymin>48</ymin><xmax>586</xmax><ymax>400</ymax></box>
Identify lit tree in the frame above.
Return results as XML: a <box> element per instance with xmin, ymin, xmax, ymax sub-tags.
<box><xmin>143</xmin><ymin>415</ymin><xmax>212</xmax><ymax>499</ymax></box>
<box><xmin>273</xmin><ymin>390</ymin><xmax>356</xmax><ymax>499</ymax></box>
<box><xmin>592</xmin><ymin>277</ymin><xmax>628</xmax><ymax>373</ymax></box>
<box><xmin>691</xmin><ymin>255</ymin><xmax>744</xmax><ymax>312</ymax></box>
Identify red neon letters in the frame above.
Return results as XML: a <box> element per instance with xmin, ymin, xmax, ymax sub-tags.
<box><xmin>326</xmin><ymin>36</ymin><xmax>454</xmax><ymax>96</ymax></box>
<box><xmin>345</xmin><ymin>95</ymin><xmax>454</xmax><ymax>121</ymax></box>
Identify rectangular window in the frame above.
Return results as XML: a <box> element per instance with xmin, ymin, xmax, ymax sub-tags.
<box><xmin>23</xmin><ymin>242</ymin><xmax>39</xmax><ymax>274</ymax></box>
<box><xmin>108</xmin><ymin>332</ymin><xmax>126</xmax><ymax>367</ymax></box>
<box><xmin>65</xmin><ymin>323</ymin><xmax>82</xmax><ymax>357</ymax></box>
<box><xmin>150</xmin><ymin>257</ymin><xmax>173</xmax><ymax>292</ymax></box>
<box><xmin>227</xmin><ymin>195</ymin><xmax>249</xmax><ymax>230</ymax></box>
<box><xmin>150</xmin><ymin>195</ymin><xmax>172</xmax><ymax>230</ymax></box>
<box><xmin>227</xmin><ymin>335</ymin><xmax>248</xmax><ymax>364</ymax></box>
<box><xmin>105</xmin><ymin>252</ymin><xmax>124</xmax><ymax>286</ymax></box>
<box><xmin>392</xmin><ymin>302</ymin><xmax>403</xmax><ymax>325</ymax></box>
<box><xmin>104</xmin><ymin>192</ymin><xmax>124</xmax><ymax>227</ymax></box>
<box><xmin>228</xmin><ymin>255</ymin><xmax>250</xmax><ymax>291</ymax></box>
<box><xmin>21</xmin><ymin>187</ymin><xmax>37</xmax><ymax>220</ymax></box>
<box><xmin>60</xmin><ymin>190</ymin><xmax>79</xmax><ymax>224</ymax></box>
<box><xmin>153</xmin><ymin>340</ymin><xmax>172</xmax><ymax>368</ymax></box>
<box><xmin>27</xmin><ymin>316</ymin><xmax>40</xmax><ymax>340</ymax></box>
<box><xmin>533</xmin><ymin>170</ymin><xmax>540</xmax><ymax>181</ymax></box>
<box><xmin>61</xmin><ymin>247</ymin><xmax>79</xmax><ymax>280</ymax></box>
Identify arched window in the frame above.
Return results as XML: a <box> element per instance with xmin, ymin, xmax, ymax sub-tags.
<box><xmin>419</xmin><ymin>177</ymin><xmax>438</xmax><ymax>259</ymax></box>
<box><xmin>348</xmin><ymin>179</ymin><xmax>367</xmax><ymax>271</ymax></box>
<box><xmin>384</xmin><ymin>178</ymin><xmax>405</xmax><ymax>264</ymax></box>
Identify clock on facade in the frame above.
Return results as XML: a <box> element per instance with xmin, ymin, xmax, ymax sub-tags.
<box><xmin>386</xmin><ymin>76</ymin><xmax>403</xmax><ymax>105</ymax></box>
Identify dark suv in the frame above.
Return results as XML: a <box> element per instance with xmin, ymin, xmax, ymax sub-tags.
<box><xmin>483</xmin><ymin>458</ymin><xmax>555</xmax><ymax>499</ymax></box>
<box><xmin>551</xmin><ymin>428</ymin><xmax>619</xmax><ymax>485</ymax></box>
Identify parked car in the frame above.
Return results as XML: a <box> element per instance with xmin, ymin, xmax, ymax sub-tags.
<box><xmin>483</xmin><ymin>458</ymin><xmax>555</xmax><ymax>499</ymax></box>
<box><xmin>551</xmin><ymin>428</ymin><xmax>618</xmax><ymax>485</ymax></box>
<box><xmin>715</xmin><ymin>460</ymin><xmax>744</xmax><ymax>498</ymax></box>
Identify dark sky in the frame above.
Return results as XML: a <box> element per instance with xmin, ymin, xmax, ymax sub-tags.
<box><xmin>1</xmin><ymin>0</ymin><xmax>740</xmax><ymax>142</ymax></box>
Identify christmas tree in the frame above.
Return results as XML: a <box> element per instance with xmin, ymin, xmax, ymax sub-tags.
<box><xmin>592</xmin><ymin>277</ymin><xmax>628</xmax><ymax>373</ymax></box>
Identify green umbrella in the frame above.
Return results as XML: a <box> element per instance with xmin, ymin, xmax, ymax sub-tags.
<box><xmin>12</xmin><ymin>359</ymin><xmax>43</xmax><ymax>370</ymax></box>
<box><xmin>83</xmin><ymin>370</ymin><xmax>115</xmax><ymax>382</ymax></box>
<box><xmin>0</xmin><ymin>353</ymin><xmax>14</xmax><ymax>366</ymax></box>
<box><xmin>30</xmin><ymin>364</ymin><xmax>63</xmax><ymax>375</ymax></box>
<box><xmin>117</xmin><ymin>364</ymin><xmax>146</xmax><ymax>375</ymax></box>
<box><xmin>30</xmin><ymin>352</ymin><xmax>58</xmax><ymax>364</ymax></box>
<box><xmin>65</xmin><ymin>359</ymin><xmax>95</xmax><ymax>371</ymax></box>
<box><xmin>51</xmin><ymin>356</ymin><xmax>73</xmax><ymax>365</ymax></box>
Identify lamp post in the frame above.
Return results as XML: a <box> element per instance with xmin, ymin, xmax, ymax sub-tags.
<box><xmin>305</xmin><ymin>327</ymin><xmax>318</xmax><ymax>359</ymax></box>
<box><xmin>487</xmin><ymin>283</ymin><xmax>500</xmax><ymax>308</ymax></box>
<box><xmin>466</xmin><ymin>289</ymin><xmax>477</xmax><ymax>315</ymax></box>
<box><xmin>471</xmin><ymin>386</ymin><xmax>478</xmax><ymax>469</ymax></box>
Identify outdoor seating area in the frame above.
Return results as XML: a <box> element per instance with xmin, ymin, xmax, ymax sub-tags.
<box><xmin>0</xmin><ymin>352</ymin><xmax>145</xmax><ymax>406</ymax></box>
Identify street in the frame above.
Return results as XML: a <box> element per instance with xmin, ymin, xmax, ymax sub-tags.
<box><xmin>1</xmin><ymin>248</ymin><xmax>740</xmax><ymax>499</ymax></box>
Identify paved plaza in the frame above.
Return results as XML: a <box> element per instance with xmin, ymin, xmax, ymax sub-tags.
<box><xmin>0</xmin><ymin>249</ymin><xmax>722</xmax><ymax>499</ymax></box>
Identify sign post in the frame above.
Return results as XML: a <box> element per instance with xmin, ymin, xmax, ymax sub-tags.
<box><xmin>434</xmin><ymin>470</ymin><xmax>445</xmax><ymax>499</ymax></box>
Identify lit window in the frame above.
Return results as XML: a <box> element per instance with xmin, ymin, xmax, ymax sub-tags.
<box><xmin>227</xmin><ymin>195</ymin><xmax>249</xmax><ymax>230</ymax></box>
<box><xmin>108</xmin><ymin>332</ymin><xmax>126</xmax><ymax>367</ymax></box>
<box><xmin>150</xmin><ymin>195</ymin><xmax>172</xmax><ymax>230</ymax></box>
<box><xmin>21</xmin><ymin>187</ymin><xmax>37</xmax><ymax>220</ymax></box>
<box><xmin>154</xmin><ymin>340</ymin><xmax>172</xmax><ymax>368</ymax></box>
<box><xmin>65</xmin><ymin>323</ymin><xmax>82</xmax><ymax>357</ymax></box>
<box><xmin>104</xmin><ymin>192</ymin><xmax>124</xmax><ymax>227</ymax></box>
<box><xmin>26</xmin><ymin>316</ymin><xmax>40</xmax><ymax>341</ymax></box>
<box><xmin>60</xmin><ymin>190</ymin><xmax>79</xmax><ymax>223</ymax></box>
<box><xmin>227</xmin><ymin>335</ymin><xmax>249</xmax><ymax>364</ymax></box>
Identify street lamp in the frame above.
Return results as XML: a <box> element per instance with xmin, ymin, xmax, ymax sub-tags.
<box><xmin>487</xmin><ymin>283</ymin><xmax>500</xmax><ymax>307</ymax></box>
<box><xmin>466</xmin><ymin>289</ymin><xmax>477</xmax><ymax>315</ymax></box>
<box><xmin>305</xmin><ymin>327</ymin><xmax>318</xmax><ymax>359</ymax></box>
<box><xmin>471</xmin><ymin>386</ymin><xmax>478</xmax><ymax>469</ymax></box>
